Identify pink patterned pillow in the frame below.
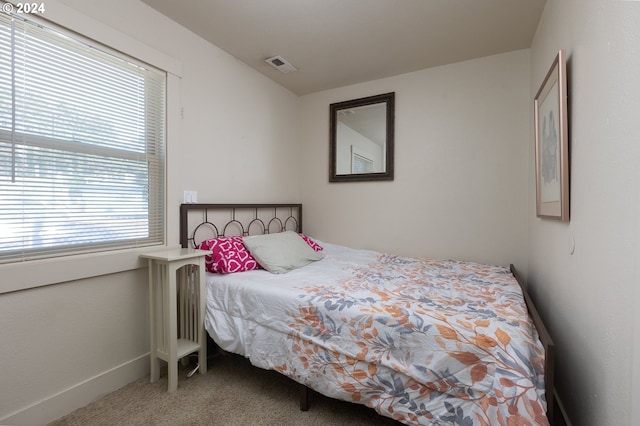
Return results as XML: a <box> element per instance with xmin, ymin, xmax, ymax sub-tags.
<box><xmin>299</xmin><ymin>233</ymin><xmax>323</xmax><ymax>251</ymax></box>
<box><xmin>197</xmin><ymin>236</ymin><xmax>260</xmax><ymax>274</ymax></box>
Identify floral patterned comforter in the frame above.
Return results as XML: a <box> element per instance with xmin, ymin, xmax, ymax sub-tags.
<box><xmin>204</xmin><ymin>243</ymin><xmax>548</xmax><ymax>425</ymax></box>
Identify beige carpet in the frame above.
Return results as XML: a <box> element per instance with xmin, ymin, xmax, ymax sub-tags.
<box><xmin>48</xmin><ymin>352</ymin><xmax>402</xmax><ymax>426</ymax></box>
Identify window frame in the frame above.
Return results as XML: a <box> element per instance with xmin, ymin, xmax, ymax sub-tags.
<box><xmin>0</xmin><ymin>11</ymin><xmax>166</xmax><ymax>262</ymax></box>
<box><xmin>0</xmin><ymin>1</ymin><xmax>181</xmax><ymax>294</ymax></box>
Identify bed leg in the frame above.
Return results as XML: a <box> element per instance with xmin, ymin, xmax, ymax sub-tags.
<box><xmin>299</xmin><ymin>384</ymin><xmax>310</xmax><ymax>411</ymax></box>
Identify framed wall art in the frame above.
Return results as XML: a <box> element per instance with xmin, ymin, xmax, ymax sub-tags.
<box><xmin>534</xmin><ymin>49</ymin><xmax>569</xmax><ymax>221</ymax></box>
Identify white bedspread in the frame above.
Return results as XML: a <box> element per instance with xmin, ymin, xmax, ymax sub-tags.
<box><xmin>205</xmin><ymin>242</ymin><xmax>378</xmax><ymax>363</ymax></box>
<box><xmin>204</xmin><ymin>242</ymin><xmax>548</xmax><ymax>425</ymax></box>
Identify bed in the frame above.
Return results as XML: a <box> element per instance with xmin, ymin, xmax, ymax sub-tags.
<box><xmin>179</xmin><ymin>203</ymin><xmax>555</xmax><ymax>426</ymax></box>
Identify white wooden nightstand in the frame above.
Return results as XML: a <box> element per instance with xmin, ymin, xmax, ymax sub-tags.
<box><xmin>140</xmin><ymin>248</ymin><xmax>209</xmax><ymax>392</ymax></box>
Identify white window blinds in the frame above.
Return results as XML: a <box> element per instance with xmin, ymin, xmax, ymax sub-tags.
<box><xmin>0</xmin><ymin>12</ymin><xmax>166</xmax><ymax>263</ymax></box>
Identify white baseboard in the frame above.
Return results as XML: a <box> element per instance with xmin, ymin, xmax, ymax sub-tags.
<box><xmin>1</xmin><ymin>353</ymin><xmax>150</xmax><ymax>426</ymax></box>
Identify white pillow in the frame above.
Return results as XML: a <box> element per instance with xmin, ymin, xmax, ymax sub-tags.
<box><xmin>242</xmin><ymin>231</ymin><xmax>324</xmax><ymax>274</ymax></box>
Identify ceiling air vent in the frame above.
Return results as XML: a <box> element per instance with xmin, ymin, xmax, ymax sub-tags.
<box><xmin>265</xmin><ymin>55</ymin><xmax>297</xmax><ymax>73</ymax></box>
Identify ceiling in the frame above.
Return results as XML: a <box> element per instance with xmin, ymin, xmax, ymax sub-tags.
<box><xmin>338</xmin><ymin>103</ymin><xmax>387</xmax><ymax>147</ymax></box>
<box><xmin>141</xmin><ymin>0</ymin><xmax>546</xmax><ymax>96</ymax></box>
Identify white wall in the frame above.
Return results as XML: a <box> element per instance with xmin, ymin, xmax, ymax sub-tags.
<box><xmin>528</xmin><ymin>1</ymin><xmax>640</xmax><ymax>425</ymax></box>
<box><xmin>0</xmin><ymin>270</ymin><xmax>149</xmax><ymax>425</ymax></box>
<box><xmin>299</xmin><ymin>50</ymin><xmax>531</xmax><ymax>269</ymax></box>
<box><xmin>0</xmin><ymin>0</ymin><xmax>300</xmax><ymax>424</ymax></box>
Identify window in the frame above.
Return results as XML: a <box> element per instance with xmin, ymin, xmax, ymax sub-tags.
<box><xmin>351</xmin><ymin>151</ymin><xmax>373</xmax><ymax>174</ymax></box>
<box><xmin>0</xmin><ymin>11</ymin><xmax>166</xmax><ymax>264</ymax></box>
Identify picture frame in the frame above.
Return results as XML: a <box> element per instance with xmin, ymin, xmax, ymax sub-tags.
<box><xmin>534</xmin><ymin>49</ymin><xmax>569</xmax><ymax>221</ymax></box>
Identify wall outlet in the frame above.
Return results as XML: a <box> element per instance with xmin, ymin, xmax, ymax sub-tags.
<box><xmin>183</xmin><ymin>190</ymin><xmax>198</xmax><ymax>204</ymax></box>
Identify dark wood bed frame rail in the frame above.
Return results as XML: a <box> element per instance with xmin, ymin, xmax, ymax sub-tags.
<box><xmin>510</xmin><ymin>264</ymin><xmax>556</xmax><ymax>424</ymax></box>
<box><xmin>178</xmin><ymin>203</ymin><xmax>556</xmax><ymax>424</ymax></box>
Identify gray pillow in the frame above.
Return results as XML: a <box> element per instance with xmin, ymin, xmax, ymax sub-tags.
<box><xmin>242</xmin><ymin>231</ymin><xmax>324</xmax><ymax>274</ymax></box>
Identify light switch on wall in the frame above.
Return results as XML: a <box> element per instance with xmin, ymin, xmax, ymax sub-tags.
<box><xmin>183</xmin><ymin>190</ymin><xmax>198</xmax><ymax>204</ymax></box>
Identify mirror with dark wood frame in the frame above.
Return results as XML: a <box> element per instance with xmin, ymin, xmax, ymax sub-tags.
<box><xmin>329</xmin><ymin>92</ymin><xmax>395</xmax><ymax>182</ymax></box>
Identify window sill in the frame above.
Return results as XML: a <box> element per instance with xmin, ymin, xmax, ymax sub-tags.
<box><xmin>0</xmin><ymin>246</ymin><xmax>167</xmax><ymax>294</ymax></box>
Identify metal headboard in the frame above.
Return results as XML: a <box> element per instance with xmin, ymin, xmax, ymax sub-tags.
<box><xmin>179</xmin><ymin>203</ymin><xmax>303</xmax><ymax>248</ymax></box>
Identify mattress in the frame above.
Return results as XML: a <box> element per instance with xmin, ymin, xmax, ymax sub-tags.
<box><xmin>204</xmin><ymin>242</ymin><xmax>548</xmax><ymax>425</ymax></box>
